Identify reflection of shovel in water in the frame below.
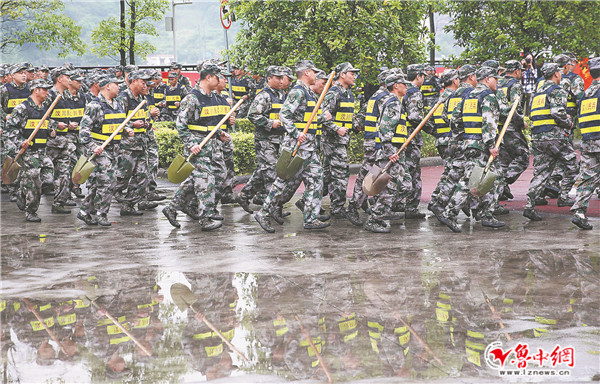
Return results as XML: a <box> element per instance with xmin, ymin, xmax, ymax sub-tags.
<box><xmin>167</xmin><ymin>96</ymin><xmax>246</xmax><ymax>184</ymax></box>
<box><xmin>275</xmin><ymin>72</ymin><xmax>335</xmax><ymax>180</ymax></box>
<box><xmin>170</xmin><ymin>283</ymin><xmax>249</xmax><ymax>362</ymax></box>
<box><xmin>1</xmin><ymin>95</ymin><xmax>62</xmax><ymax>185</ymax></box>
<box><xmin>469</xmin><ymin>95</ymin><xmax>520</xmax><ymax>197</ymax></box>
<box><xmin>363</xmin><ymin>101</ymin><xmax>442</xmax><ymax>196</ymax></box>
<box><xmin>22</xmin><ymin>298</ymin><xmax>68</xmax><ymax>356</ymax></box>
<box><xmin>71</xmin><ymin>99</ymin><xmax>147</xmax><ymax>184</ymax></box>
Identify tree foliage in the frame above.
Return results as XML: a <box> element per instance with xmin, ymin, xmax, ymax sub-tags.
<box><xmin>1</xmin><ymin>0</ymin><xmax>86</xmax><ymax>57</ymax></box>
<box><xmin>91</xmin><ymin>0</ymin><xmax>169</xmax><ymax>65</ymax></box>
<box><xmin>442</xmin><ymin>0</ymin><xmax>600</xmax><ymax>65</ymax></box>
<box><xmin>228</xmin><ymin>0</ymin><xmax>431</xmax><ymax>84</ymax></box>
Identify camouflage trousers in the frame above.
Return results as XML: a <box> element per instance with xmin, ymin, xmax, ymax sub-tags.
<box><xmin>46</xmin><ymin>142</ymin><xmax>74</xmax><ymax>205</ymax></box>
<box><xmin>369</xmin><ymin>152</ymin><xmax>405</xmax><ymax>220</ymax></box>
<box><xmin>395</xmin><ymin>144</ymin><xmax>422</xmax><ymax>210</ymax></box>
<box><xmin>40</xmin><ymin>155</ymin><xmax>54</xmax><ymax>188</ymax></box>
<box><xmin>261</xmin><ymin>150</ymin><xmax>323</xmax><ymax>224</ymax></box>
<box><xmin>571</xmin><ymin>150</ymin><xmax>600</xmax><ymax>213</ymax></box>
<box><xmin>525</xmin><ymin>139</ymin><xmax>578</xmax><ymax>209</ymax></box>
<box><xmin>444</xmin><ymin>147</ymin><xmax>499</xmax><ymax>219</ymax></box>
<box><xmin>218</xmin><ymin>137</ymin><xmax>235</xmax><ymax>199</ymax></box>
<box><xmin>430</xmin><ymin>143</ymin><xmax>450</xmax><ymax>205</ymax></box>
<box><xmin>432</xmin><ymin>143</ymin><xmax>466</xmax><ymax>208</ymax></box>
<box><xmin>157</xmin><ymin>108</ymin><xmax>177</xmax><ymax>122</ymax></box>
<box><xmin>80</xmin><ymin>145</ymin><xmax>117</xmax><ymax>216</ymax></box>
<box><xmin>0</xmin><ymin>135</ymin><xmax>19</xmax><ymax>195</ymax></box>
<box><xmin>169</xmin><ymin>141</ymin><xmax>215</xmax><ymax>219</ymax></box>
<box><xmin>498</xmin><ymin>130</ymin><xmax>530</xmax><ymax>185</ymax></box>
<box><xmin>115</xmin><ymin>147</ymin><xmax>149</xmax><ymax>208</ymax></box>
<box><xmin>67</xmin><ymin>132</ymin><xmax>84</xmax><ymax>189</ymax></box>
<box><xmin>18</xmin><ymin>147</ymin><xmax>45</xmax><ymax>214</ymax></box>
<box><xmin>240</xmin><ymin>139</ymin><xmax>280</xmax><ymax>201</ymax></box>
<box><xmin>322</xmin><ymin>139</ymin><xmax>350</xmax><ymax>214</ymax></box>
<box><xmin>546</xmin><ymin>132</ymin><xmax>579</xmax><ymax>194</ymax></box>
<box><xmin>235</xmin><ymin>100</ymin><xmax>250</xmax><ymax>119</ymax></box>
<box><xmin>348</xmin><ymin>140</ymin><xmax>378</xmax><ymax>210</ymax></box>
<box><xmin>147</xmin><ymin>130</ymin><xmax>159</xmax><ymax>193</ymax></box>
<box><xmin>211</xmin><ymin>139</ymin><xmax>227</xmax><ymax>204</ymax></box>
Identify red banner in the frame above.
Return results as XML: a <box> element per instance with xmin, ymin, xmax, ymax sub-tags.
<box><xmin>573</xmin><ymin>58</ymin><xmax>593</xmax><ymax>89</ymax></box>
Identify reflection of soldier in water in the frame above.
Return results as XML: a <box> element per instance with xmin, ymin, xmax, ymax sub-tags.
<box><xmin>181</xmin><ymin>273</ymin><xmax>237</xmax><ymax>380</ymax></box>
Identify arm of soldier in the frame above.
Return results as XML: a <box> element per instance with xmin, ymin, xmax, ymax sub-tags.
<box><xmin>378</xmin><ymin>102</ymin><xmax>401</xmax><ymax>162</ymax></box>
<box><xmin>550</xmin><ymin>88</ymin><xmax>573</xmax><ymax>130</ymax></box>
<box><xmin>482</xmin><ymin>95</ymin><xmax>500</xmax><ymax>158</ymax></box>
<box><xmin>279</xmin><ymin>88</ymin><xmax>303</xmax><ymax>140</ymax></box>
<box><xmin>6</xmin><ymin>104</ymin><xmax>27</xmax><ymax>148</ymax></box>
<box><xmin>247</xmin><ymin>92</ymin><xmax>275</xmax><ymax>131</ymax></box>
<box><xmin>321</xmin><ymin>91</ymin><xmax>346</xmax><ymax>136</ymax></box>
<box><xmin>406</xmin><ymin>91</ymin><xmax>424</xmax><ymax>127</ymax></box>
<box><xmin>510</xmin><ymin>83</ymin><xmax>526</xmax><ymax>128</ymax></box>
<box><xmin>78</xmin><ymin>103</ymin><xmax>100</xmax><ymax>153</ymax></box>
<box><xmin>353</xmin><ymin>101</ymin><xmax>366</xmax><ymax>131</ymax></box>
<box><xmin>175</xmin><ymin>96</ymin><xmax>197</xmax><ymax>150</ymax></box>
<box><xmin>572</xmin><ymin>76</ymin><xmax>585</xmax><ymax>101</ymax></box>
<box><xmin>0</xmin><ymin>87</ymin><xmax>9</xmax><ymax>118</ymax></box>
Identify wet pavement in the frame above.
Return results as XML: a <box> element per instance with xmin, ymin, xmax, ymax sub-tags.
<box><xmin>1</xmin><ymin>168</ymin><xmax>599</xmax><ymax>383</ymax></box>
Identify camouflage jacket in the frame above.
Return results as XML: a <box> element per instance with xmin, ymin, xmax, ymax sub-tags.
<box><xmin>579</xmin><ymin>79</ymin><xmax>600</xmax><ymax>152</ymax></box>
<box><xmin>178</xmin><ymin>74</ymin><xmax>192</xmax><ymax>92</ymax></box>
<box><xmin>0</xmin><ymin>81</ymin><xmax>29</xmax><ymax>131</ymax></box>
<box><xmin>46</xmin><ymin>86</ymin><xmax>70</xmax><ymax>149</ymax></box>
<box><xmin>247</xmin><ymin>84</ymin><xmax>286</xmax><ymax>142</ymax></box>
<box><xmin>448</xmin><ymin>82</ymin><xmax>475</xmax><ymax>146</ymax></box>
<box><xmin>116</xmin><ymin>88</ymin><xmax>149</xmax><ymax>151</ymax></box>
<box><xmin>560</xmin><ymin>71</ymin><xmax>585</xmax><ymax>118</ymax></box>
<box><xmin>176</xmin><ymin>86</ymin><xmax>223</xmax><ymax>151</ymax></box>
<box><xmin>451</xmin><ymin>82</ymin><xmax>499</xmax><ymax>153</ymax></box>
<box><xmin>6</xmin><ymin>97</ymin><xmax>47</xmax><ymax>146</ymax></box>
<box><xmin>496</xmin><ymin>75</ymin><xmax>525</xmax><ymax>132</ymax></box>
<box><xmin>435</xmin><ymin>87</ymin><xmax>456</xmax><ymax>147</ymax></box>
<box><xmin>321</xmin><ymin>81</ymin><xmax>357</xmax><ymax>146</ymax></box>
<box><xmin>377</xmin><ymin>94</ymin><xmax>404</xmax><ymax>158</ymax></box>
<box><xmin>403</xmin><ymin>83</ymin><xmax>432</xmax><ymax>147</ymax></box>
<box><xmin>531</xmin><ymin>81</ymin><xmax>572</xmax><ymax>141</ymax></box>
<box><xmin>79</xmin><ymin>92</ymin><xmax>130</xmax><ymax>152</ymax></box>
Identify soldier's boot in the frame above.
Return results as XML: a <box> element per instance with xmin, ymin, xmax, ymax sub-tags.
<box><xmin>77</xmin><ymin>210</ymin><xmax>97</xmax><ymax>225</ymax></box>
<box><xmin>16</xmin><ymin>192</ymin><xmax>25</xmax><ymax>211</ymax></box>
<box><xmin>534</xmin><ymin>197</ymin><xmax>548</xmax><ymax>206</ymax></box>
<box><xmin>211</xmin><ymin>209</ymin><xmax>224</xmax><ymax>221</ymax></box>
<box><xmin>97</xmin><ymin>214</ymin><xmax>111</xmax><ymax>227</ymax></box>
<box><xmin>25</xmin><ymin>212</ymin><xmax>41</xmax><ymax>223</ymax></box>
<box><xmin>544</xmin><ymin>186</ymin><xmax>559</xmax><ymax>199</ymax></box>
<box><xmin>428</xmin><ymin>201</ymin><xmax>444</xmax><ymax>222</ymax></box>
<box><xmin>269</xmin><ymin>206</ymin><xmax>284</xmax><ymax>225</ymax></box>
<box><xmin>557</xmin><ymin>197</ymin><xmax>575</xmax><ymax>207</ymax></box>
<box><xmin>317</xmin><ymin>213</ymin><xmax>331</xmax><ymax>222</ymax></box>
<box><xmin>503</xmin><ymin>185</ymin><xmax>513</xmax><ymax>200</ymax></box>
<box><xmin>523</xmin><ymin>208</ymin><xmax>542</xmax><ymax>221</ymax></box>
<box><xmin>363</xmin><ymin>217</ymin><xmax>390</xmax><ymax>233</ymax></box>
<box><xmin>345</xmin><ymin>205</ymin><xmax>363</xmax><ymax>227</ymax></box>
<box><xmin>52</xmin><ymin>204</ymin><xmax>72</xmax><ymax>214</ymax></box>
<box><xmin>65</xmin><ymin>199</ymin><xmax>77</xmax><ymax>206</ymax></box>
<box><xmin>383</xmin><ymin>212</ymin><xmax>403</xmax><ymax>220</ymax></box>
<box><xmin>138</xmin><ymin>200</ymin><xmax>159</xmax><ymax>210</ymax></box>
<box><xmin>113</xmin><ymin>190</ymin><xmax>126</xmax><ymax>203</ymax></box>
<box><xmin>41</xmin><ymin>184</ymin><xmax>54</xmax><ymax>196</ymax></box>
<box><xmin>304</xmin><ymin>219</ymin><xmax>330</xmax><ymax>230</ymax></box>
<box><xmin>572</xmin><ymin>211</ymin><xmax>593</xmax><ymax>230</ymax></box>
<box><xmin>252</xmin><ymin>195</ymin><xmax>265</xmax><ymax>206</ymax></box>
<box><xmin>481</xmin><ymin>215</ymin><xmax>505</xmax><ymax>229</ymax></box>
<box><xmin>330</xmin><ymin>207</ymin><xmax>347</xmax><ymax>219</ymax></box>
<box><xmin>439</xmin><ymin>214</ymin><xmax>461</xmax><ymax>233</ymax></box>
<box><xmin>72</xmin><ymin>186</ymin><xmax>85</xmax><ymax>198</ymax></box>
<box><xmin>405</xmin><ymin>209</ymin><xmax>426</xmax><ymax>219</ymax></box>
<box><xmin>162</xmin><ymin>206</ymin><xmax>181</xmax><ymax>228</ymax></box>
<box><xmin>200</xmin><ymin>218</ymin><xmax>222</xmax><ymax>231</ymax></box>
<box><xmin>180</xmin><ymin>205</ymin><xmax>200</xmax><ymax>220</ymax></box>
<box><xmin>221</xmin><ymin>194</ymin><xmax>236</xmax><ymax>204</ymax></box>
<box><xmin>9</xmin><ymin>191</ymin><xmax>17</xmax><ymax>202</ymax></box>
<box><xmin>472</xmin><ymin>208</ymin><xmax>483</xmax><ymax>221</ymax></box>
<box><xmin>120</xmin><ymin>205</ymin><xmax>143</xmax><ymax>216</ymax></box>
<box><xmin>493</xmin><ymin>205</ymin><xmax>510</xmax><ymax>216</ymax></box>
<box><xmin>461</xmin><ymin>206</ymin><xmax>471</xmax><ymax>217</ymax></box>
<box><xmin>254</xmin><ymin>211</ymin><xmax>275</xmax><ymax>233</ymax></box>
<box><xmin>147</xmin><ymin>191</ymin><xmax>166</xmax><ymax>201</ymax></box>
<box><xmin>391</xmin><ymin>202</ymin><xmax>405</xmax><ymax>212</ymax></box>
<box><xmin>236</xmin><ymin>194</ymin><xmax>253</xmax><ymax>214</ymax></box>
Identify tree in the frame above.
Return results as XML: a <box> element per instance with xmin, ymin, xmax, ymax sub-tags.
<box><xmin>1</xmin><ymin>0</ymin><xmax>85</xmax><ymax>57</ymax></box>
<box><xmin>91</xmin><ymin>0</ymin><xmax>169</xmax><ymax>65</ymax></box>
<box><xmin>442</xmin><ymin>0</ymin><xmax>600</xmax><ymax>65</ymax></box>
<box><xmin>228</xmin><ymin>0</ymin><xmax>431</xmax><ymax>84</ymax></box>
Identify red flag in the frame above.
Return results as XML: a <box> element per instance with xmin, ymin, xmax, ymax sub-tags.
<box><xmin>574</xmin><ymin>58</ymin><xmax>593</xmax><ymax>89</ymax></box>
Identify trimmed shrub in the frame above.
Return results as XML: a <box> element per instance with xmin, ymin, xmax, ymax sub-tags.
<box><xmin>154</xmin><ymin>125</ymin><xmax>183</xmax><ymax>168</ymax></box>
<box><xmin>231</xmin><ymin>132</ymin><xmax>256</xmax><ymax>175</ymax></box>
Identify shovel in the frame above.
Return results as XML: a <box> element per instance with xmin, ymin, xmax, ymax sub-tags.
<box><xmin>275</xmin><ymin>71</ymin><xmax>335</xmax><ymax>180</ymax></box>
<box><xmin>167</xmin><ymin>96</ymin><xmax>247</xmax><ymax>184</ymax></box>
<box><xmin>71</xmin><ymin>99</ymin><xmax>146</xmax><ymax>184</ymax></box>
<box><xmin>1</xmin><ymin>94</ymin><xmax>62</xmax><ymax>185</ymax></box>
<box><xmin>469</xmin><ymin>95</ymin><xmax>521</xmax><ymax>197</ymax></box>
<box><xmin>22</xmin><ymin>298</ymin><xmax>68</xmax><ymax>356</ymax></box>
<box><xmin>362</xmin><ymin>100</ymin><xmax>442</xmax><ymax>196</ymax></box>
<box><xmin>170</xmin><ymin>283</ymin><xmax>249</xmax><ymax>362</ymax></box>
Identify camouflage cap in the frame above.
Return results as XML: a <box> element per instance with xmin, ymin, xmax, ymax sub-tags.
<box><xmin>406</xmin><ymin>64</ymin><xmax>426</xmax><ymax>76</ymax></box>
<box><xmin>87</xmin><ymin>73</ymin><xmax>101</xmax><ymax>84</ymax></box>
<box><xmin>504</xmin><ymin>60</ymin><xmax>522</xmax><ymax>72</ymax></box>
<box><xmin>280</xmin><ymin>66</ymin><xmax>295</xmax><ymax>80</ymax></box>
<box><xmin>481</xmin><ymin>59</ymin><xmax>505</xmax><ymax>71</ymax></box>
<box><xmin>440</xmin><ymin>68</ymin><xmax>458</xmax><ymax>84</ymax></box>
<box><xmin>62</xmin><ymin>62</ymin><xmax>75</xmax><ymax>70</ymax></box>
<box><xmin>170</xmin><ymin>62</ymin><xmax>182</xmax><ymax>69</ymax></box>
<box><xmin>265</xmin><ymin>65</ymin><xmax>285</xmax><ymax>77</ymax></box>
<box><xmin>334</xmin><ymin>62</ymin><xmax>360</xmax><ymax>77</ymax></box>
<box><xmin>129</xmin><ymin>70</ymin><xmax>151</xmax><ymax>81</ymax></box>
<box><xmin>315</xmin><ymin>70</ymin><xmax>328</xmax><ymax>80</ymax></box>
<box><xmin>124</xmin><ymin>65</ymin><xmax>138</xmax><ymax>73</ymax></box>
<box><xmin>38</xmin><ymin>65</ymin><xmax>49</xmax><ymax>72</ymax></box>
<box><xmin>424</xmin><ymin>65</ymin><xmax>435</xmax><ymax>72</ymax></box>
<box><xmin>458</xmin><ymin>64</ymin><xmax>477</xmax><ymax>79</ymax></box>
<box><xmin>295</xmin><ymin>60</ymin><xmax>318</xmax><ymax>73</ymax></box>
<box><xmin>69</xmin><ymin>72</ymin><xmax>84</xmax><ymax>82</ymax></box>
<box><xmin>24</xmin><ymin>62</ymin><xmax>36</xmax><ymax>72</ymax></box>
<box><xmin>29</xmin><ymin>78</ymin><xmax>53</xmax><ymax>90</ymax></box>
<box><xmin>50</xmin><ymin>66</ymin><xmax>71</xmax><ymax>79</ymax></box>
<box><xmin>588</xmin><ymin>58</ymin><xmax>600</xmax><ymax>72</ymax></box>
<box><xmin>541</xmin><ymin>62</ymin><xmax>560</xmax><ymax>78</ymax></box>
<box><xmin>385</xmin><ymin>73</ymin><xmax>412</xmax><ymax>87</ymax></box>
<box><xmin>377</xmin><ymin>68</ymin><xmax>394</xmax><ymax>84</ymax></box>
<box><xmin>476</xmin><ymin>66</ymin><xmax>501</xmax><ymax>81</ymax></box>
<box><xmin>168</xmin><ymin>71</ymin><xmax>178</xmax><ymax>78</ymax></box>
<box><xmin>567</xmin><ymin>52</ymin><xmax>578</xmax><ymax>64</ymax></box>
<box><xmin>11</xmin><ymin>63</ymin><xmax>29</xmax><ymax>74</ymax></box>
<box><xmin>98</xmin><ymin>75</ymin><xmax>119</xmax><ymax>88</ymax></box>
<box><xmin>553</xmin><ymin>54</ymin><xmax>571</xmax><ymax>68</ymax></box>
<box><xmin>200</xmin><ymin>64</ymin><xmax>221</xmax><ymax>76</ymax></box>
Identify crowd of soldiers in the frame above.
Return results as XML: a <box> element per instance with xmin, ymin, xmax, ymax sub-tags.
<box><xmin>1</xmin><ymin>54</ymin><xmax>598</xmax><ymax>232</ymax></box>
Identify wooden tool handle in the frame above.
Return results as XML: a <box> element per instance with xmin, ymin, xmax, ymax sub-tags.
<box><xmin>15</xmin><ymin>94</ymin><xmax>62</xmax><ymax>161</ymax></box>
<box><xmin>483</xmin><ymin>95</ymin><xmax>521</xmax><ymax>173</ymax></box>
<box><xmin>99</xmin><ymin>99</ymin><xmax>146</xmax><ymax>150</ymax></box>
<box><xmin>291</xmin><ymin>71</ymin><xmax>336</xmax><ymax>157</ymax></box>
<box><xmin>23</xmin><ymin>298</ymin><xmax>68</xmax><ymax>355</ymax></box>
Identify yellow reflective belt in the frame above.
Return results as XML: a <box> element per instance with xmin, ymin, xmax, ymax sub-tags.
<box><xmin>535</xmin><ymin>316</ymin><xmax>557</xmax><ymax>325</ymax></box>
<box><xmin>25</xmin><ymin>120</ymin><xmax>48</xmax><ymax>129</ymax></box>
<box><xmin>71</xmin><ymin>108</ymin><xmax>84</xmax><ymax>118</ymax></box>
<box><xmin>462</xmin><ymin>116</ymin><xmax>482</xmax><ymax>123</ymax></box>
<box><xmin>193</xmin><ymin>331</ymin><xmax>212</xmax><ymax>340</ymax></box>
<box><xmin>566</xmin><ymin>101</ymin><xmax>576</xmax><ymax>107</ymax></box>
<box><xmin>269</xmin><ymin>113</ymin><xmax>280</xmax><ymax>119</ymax></box>
<box><xmin>133</xmin><ymin>316</ymin><xmax>150</xmax><ymax>329</ymax></box>
<box><xmin>91</xmin><ymin>132</ymin><xmax>121</xmax><ymax>141</ymax></box>
<box><xmin>98</xmin><ymin>316</ymin><xmax>126</xmax><ymax>327</ymax></box>
<box><xmin>231</xmin><ymin>86</ymin><xmax>246</xmax><ymax>92</ymax></box>
<box><xmin>221</xmin><ymin>328</ymin><xmax>235</xmax><ymax>341</ymax></box>
<box><xmin>107</xmin><ymin>322</ymin><xmax>130</xmax><ymax>335</ymax></box>
<box><xmin>276</xmin><ymin>326</ymin><xmax>289</xmax><ymax>336</ymax></box>
<box><xmin>365</xmin><ymin>115</ymin><xmax>377</xmax><ymax>122</ymax></box>
<box><xmin>110</xmin><ymin>335</ymin><xmax>130</xmax><ymax>345</ymax></box>
<box><xmin>579</xmin><ymin>113</ymin><xmax>600</xmax><ymax>123</ymax></box>
<box><xmin>436</xmin><ymin>307</ymin><xmax>449</xmax><ymax>322</ymax></box>
<box><xmin>532</xmin><ymin>119</ymin><xmax>556</xmax><ymax>127</ymax></box>
<box><xmin>188</xmin><ymin>125</ymin><xmax>210</xmax><ymax>131</ymax></box>
<box><xmin>205</xmin><ymin>343</ymin><xmax>224</xmax><ymax>357</ymax></box>
<box><xmin>530</xmin><ymin>108</ymin><xmax>551</xmax><ymax>117</ymax></box>
<box><xmin>133</xmin><ymin>128</ymin><xmax>147</xmax><ymax>133</ymax></box>
<box><xmin>0</xmin><ymin>300</ymin><xmax>5</xmax><ymax>312</ymax></box>
<box><xmin>581</xmin><ymin>126</ymin><xmax>600</xmax><ymax>134</ymax></box>
<box><xmin>437</xmin><ymin>127</ymin><xmax>451</xmax><ymax>133</ymax></box>
<box><xmin>466</xmin><ymin>347</ymin><xmax>481</xmax><ymax>366</ymax></box>
<box><xmin>33</xmin><ymin>138</ymin><xmax>47</xmax><ymax>144</ymax></box>
<box><xmin>201</xmin><ymin>105</ymin><xmax>230</xmax><ymax>117</ymax></box>
<box><xmin>30</xmin><ymin>317</ymin><xmax>54</xmax><ymax>331</ymax></box>
<box><xmin>464</xmin><ymin>128</ymin><xmax>482</xmax><ymax>134</ymax></box>
<box><xmin>137</xmin><ymin>299</ymin><xmax>159</xmax><ymax>309</ymax></box>
<box><xmin>57</xmin><ymin>313</ymin><xmax>77</xmax><ymax>326</ymax></box>
<box><xmin>165</xmin><ymin>95</ymin><xmax>180</xmax><ymax>101</ymax></box>
<box><xmin>273</xmin><ymin>318</ymin><xmax>286</xmax><ymax>326</ymax></box>
<box><xmin>51</xmin><ymin>109</ymin><xmax>71</xmax><ymax>119</ymax></box>
<box><xmin>154</xmin><ymin>93</ymin><xmax>164</xmax><ymax>99</ymax></box>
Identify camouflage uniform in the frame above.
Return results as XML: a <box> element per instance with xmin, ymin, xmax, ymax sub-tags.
<box><xmin>524</xmin><ymin>64</ymin><xmax>577</xmax><ymax>219</ymax></box>
<box><xmin>214</xmin><ymin>90</ymin><xmax>235</xmax><ymax>203</ymax></box>
<box><xmin>571</xmin><ymin>76</ymin><xmax>600</xmax><ymax>229</ymax></box>
<box><xmin>160</xmin><ymin>80</ymin><xmax>187</xmax><ymax>122</ymax></box>
<box><xmin>421</xmin><ymin>68</ymin><xmax>443</xmax><ymax>109</ymax></box>
<box><xmin>230</xmin><ymin>74</ymin><xmax>252</xmax><ymax>118</ymax></box>
<box><xmin>65</xmin><ymin>83</ymin><xmax>87</xmax><ymax>195</ymax></box>
<box><xmin>145</xmin><ymin>84</ymin><xmax>161</xmax><ymax>198</ymax></box>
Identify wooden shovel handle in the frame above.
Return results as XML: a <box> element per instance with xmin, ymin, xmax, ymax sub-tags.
<box><xmin>481</xmin><ymin>289</ymin><xmax>512</xmax><ymax>341</ymax></box>
<box><xmin>23</xmin><ymin>298</ymin><xmax>68</xmax><ymax>355</ymax></box>
<box><xmin>295</xmin><ymin>315</ymin><xmax>333</xmax><ymax>383</ymax></box>
<box><xmin>291</xmin><ymin>71</ymin><xmax>336</xmax><ymax>157</ymax></box>
<box><xmin>99</xmin><ymin>99</ymin><xmax>147</xmax><ymax>150</ymax></box>
<box><xmin>483</xmin><ymin>95</ymin><xmax>521</xmax><ymax>173</ymax></box>
<box><xmin>395</xmin><ymin>314</ymin><xmax>445</xmax><ymax>367</ymax></box>
<box><xmin>15</xmin><ymin>94</ymin><xmax>62</xmax><ymax>161</ymax></box>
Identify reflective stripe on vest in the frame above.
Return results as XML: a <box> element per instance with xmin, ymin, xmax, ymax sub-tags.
<box><xmin>563</xmin><ymin>72</ymin><xmax>579</xmax><ymax>114</ymax></box>
<box><xmin>364</xmin><ymin>90</ymin><xmax>390</xmax><ymax>141</ymax></box>
<box><xmin>376</xmin><ymin>97</ymin><xmax>407</xmax><ymax>145</ymax></box>
<box><xmin>214</xmin><ymin>95</ymin><xmax>231</xmax><ymax>131</ymax></box>
<box><xmin>291</xmin><ymin>85</ymin><xmax>320</xmax><ymax>135</ymax></box>
<box><xmin>497</xmin><ymin>78</ymin><xmax>518</xmax><ymax>125</ymax></box>
<box><xmin>50</xmin><ymin>91</ymin><xmax>71</xmax><ymax>134</ymax></box>
<box><xmin>461</xmin><ymin>89</ymin><xmax>493</xmax><ymax>139</ymax></box>
<box><xmin>578</xmin><ymin>86</ymin><xmax>600</xmax><ymax>140</ymax></box>
<box><xmin>23</xmin><ymin>100</ymin><xmax>48</xmax><ymax>149</ymax></box>
<box><xmin>331</xmin><ymin>86</ymin><xmax>355</xmax><ymax>129</ymax></box>
<box><xmin>263</xmin><ymin>88</ymin><xmax>284</xmax><ymax>121</ymax></box>
<box><xmin>90</xmin><ymin>97</ymin><xmax>126</xmax><ymax>142</ymax></box>
<box><xmin>433</xmin><ymin>97</ymin><xmax>451</xmax><ymax>137</ymax></box>
<box><xmin>530</xmin><ymin>84</ymin><xmax>560</xmax><ymax>134</ymax></box>
<box><xmin>4</xmin><ymin>83</ymin><xmax>30</xmax><ymax>114</ymax></box>
<box><xmin>402</xmin><ymin>87</ymin><xmax>420</xmax><ymax>128</ymax></box>
<box><xmin>123</xmin><ymin>92</ymin><xmax>149</xmax><ymax>133</ymax></box>
<box><xmin>421</xmin><ymin>82</ymin><xmax>437</xmax><ymax>97</ymax></box>
<box><xmin>187</xmin><ymin>90</ymin><xmax>219</xmax><ymax>134</ymax></box>
<box><xmin>165</xmin><ymin>85</ymin><xmax>183</xmax><ymax>109</ymax></box>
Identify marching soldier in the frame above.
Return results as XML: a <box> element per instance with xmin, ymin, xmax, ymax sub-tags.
<box><xmin>65</xmin><ymin>71</ymin><xmax>88</xmax><ymax>198</ymax></box>
<box><xmin>144</xmin><ymin>69</ymin><xmax>166</xmax><ymax>202</ymax></box>
<box><xmin>230</xmin><ymin>65</ymin><xmax>252</xmax><ymax>118</ymax></box>
<box><xmin>170</xmin><ymin>62</ymin><xmax>192</xmax><ymax>90</ymax></box>
<box><xmin>214</xmin><ymin>69</ymin><xmax>236</xmax><ymax>206</ymax></box>
<box><xmin>160</xmin><ymin>71</ymin><xmax>187</xmax><ymax>122</ymax></box>
<box><xmin>421</xmin><ymin>65</ymin><xmax>442</xmax><ymax>109</ymax></box>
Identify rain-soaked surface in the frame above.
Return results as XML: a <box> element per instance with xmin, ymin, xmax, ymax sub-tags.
<box><xmin>1</xmin><ymin>180</ymin><xmax>599</xmax><ymax>383</ymax></box>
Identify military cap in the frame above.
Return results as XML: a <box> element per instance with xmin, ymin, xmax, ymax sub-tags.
<box><xmin>476</xmin><ymin>66</ymin><xmax>501</xmax><ymax>80</ymax></box>
<box><xmin>481</xmin><ymin>59</ymin><xmax>505</xmax><ymax>72</ymax></box>
<box><xmin>38</xmin><ymin>65</ymin><xmax>49</xmax><ymax>72</ymax></box>
<box><xmin>567</xmin><ymin>52</ymin><xmax>578</xmax><ymax>64</ymax></box>
<box><xmin>167</xmin><ymin>71</ymin><xmax>178</xmax><ymax>78</ymax></box>
<box><xmin>24</xmin><ymin>63</ymin><xmax>35</xmax><ymax>72</ymax></box>
<box><xmin>123</xmin><ymin>65</ymin><xmax>138</xmax><ymax>73</ymax></box>
<box><xmin>129</xmin><ymin>70</ymin><xmax>151</xmax><ymax>81</ymax></box>
<box><xmin>553</xmin><ymin>54</ymin><xmax>571</xmax><ymax>68</ymax></box>
<box><xmin>50</xmin><ymin>66</ymin><xmax>71</xmax><ymax>79</ymax></box>
<box><xmin>377</xmin><ymin>68</ymin><xmax>394</xmax><ymax>84</ymax></box>
<box><xmin>69</xmin><ymin>72</ymin><xmax>84</xmax><ymax>82</ymax></box>
<box><xmin>295</xmin><ymin>60</ymin><xmax>318</xmax><ymax>73</ymax></box>
<box><xmin>541</xmin><ymin>62</ymin><xmax>561</xmax><ymax>78</ymax></box>
<box><xmin>334</xmin><ymin>62</ymin><xmax>360</xmax><ymax>76</ymax></box>
<box><xmin>280</xmin><ymin>66</ymin><xmax>295</xmax><ymax>80</ymax></box>
<box><xmin>62</xmin><ymin>62</ymin><xmax>74</xmax><ymax>70</ymax></box>
<box><xmin>11</xmin><ymin>63</ymin><xmax>29</xmax><ymax>74</ymax></box>
<box><xmin>315</xmin><ymin>70</ymin><xmax>328</xmax><ymax>80</ymax></box>
<box><xmin>29</xmin><ymin>78</ymin><xmax>53</xmax><ymax>90</ymax></box>
<box><xmin>458</xmin><ymin>64</ymin><xmax>477</xmax><ymax>79</ymax></box>
<box><xmin>440</xmin><ymin>68</ymin><xmax>458</xmax><ymax>84</ymax></box>
<box><xmin>265</xmin><ymin>65</ymin><xmax>284</xmax><ymax>77</ymax></box>
<box><xmin>0</xmin><ymin>69</ymin><xmax>4</xmax><ymax>77</ymax></box>
<box><xmin>504</xmin><ymin>60</ymin><xmax>522</xmax><ymax>72</ymax></box>
<box><xmin>588</xmin><ymin>58</ymin><xmax>600</xmax><ymax>72</ymax></box>
<box><xmin>385</xmin><ymin>73</ymin><xmax>412</xmax><ymax>87</ymax></box>
<box><xmin>200</xmin><ymin>64</ymin><xmax>221</xmax><ymax>75</ymax></box>
<box><xmin>170</xmin><ymin>62</ymin><xmax>182</xmax><ymax>69</ymax></box>
<box><xmin>87</xmin><ymin>73</ymin><xmax>101</xmax><ymax>84</ymax></box>
<box><xmin>424</xmin><ymin>65</ymin><xmax>435</xmax><ymax>72</ymax></box>
<box><xmin>98</xmin><ymin>75</ymin><xmax>119</xmax><ymax>88</ymax></box>
<box><xmin>406</xmin><ymin>64</ymin><xmax>426</xmax><ymax>76</ymax></box>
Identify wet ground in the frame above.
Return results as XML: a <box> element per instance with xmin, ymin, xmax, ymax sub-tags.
<box><xmin>1</xmin><ymin>170</ymin><xmax>599</xmax><ymax>383</ymax></box>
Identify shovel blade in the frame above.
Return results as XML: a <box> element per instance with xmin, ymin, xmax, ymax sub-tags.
<box><xmin>71</xmin><ymin>155</ymin><xmax>95</xmax><ymax>185</ymax></box>
<box><xmin>1</xmin><ymin>156</ymin><xmax>21</xmax><ymax>185</ymax></box>
<box><xmin>170</xmin><ymin>283</ymin><xmax>198</xmax><ymax>312</ymax></box>
<box><xmin>167</xmin><ymin>154</ymin><xmax>194</xmax><ymax>184</ymax></box>
<box><xmin>469</xmin><ymin>166</ymin><xmax>497</xmax><ymax>197</ymax></box>
<box><xmin>276</xmin><ymin>149</ymin><xmax>305</xmax><ymax>180</ymax></box>
<box><xmin>362</xmin><ymin>165</ymin><xmax>392</xmax><ymax>196</ymax></box>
